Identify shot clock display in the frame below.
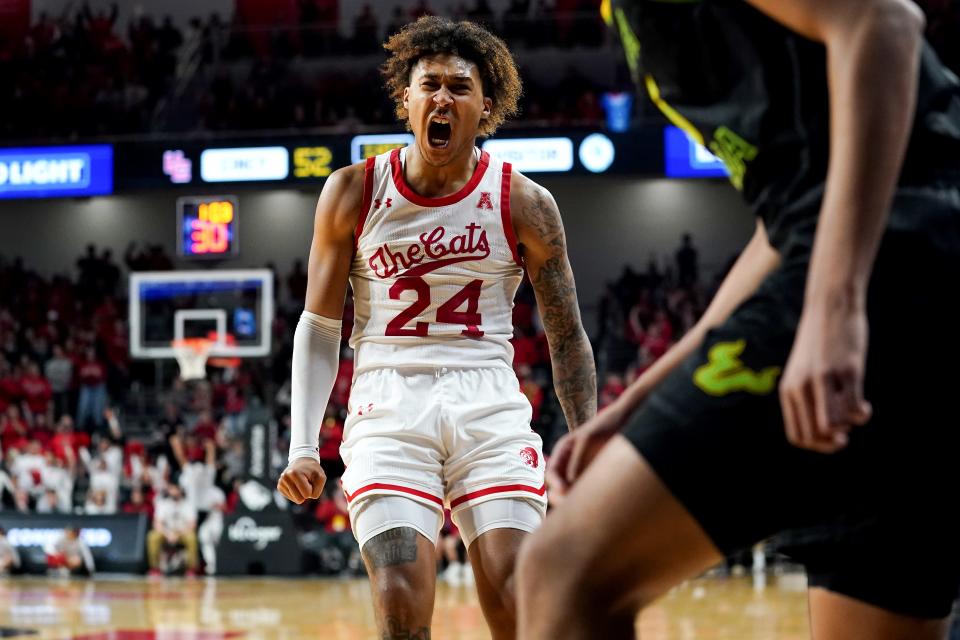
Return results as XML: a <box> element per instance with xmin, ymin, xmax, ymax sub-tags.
<box><xmin>177</xmin><ymin>196</ymin><xmax>239</xmax><ymax>258</ymax></box>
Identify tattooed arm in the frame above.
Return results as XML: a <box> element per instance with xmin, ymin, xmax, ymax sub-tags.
<box><xmin>512</xmin><ymin>172</ymin><xmax>597</xmax><ymax>429</ymax></box>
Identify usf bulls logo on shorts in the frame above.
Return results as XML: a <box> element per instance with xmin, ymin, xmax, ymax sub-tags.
<box><xmin>693</xmin><ymin>340</ymin><xmax>781</xmax><ymax>396</ymax></box>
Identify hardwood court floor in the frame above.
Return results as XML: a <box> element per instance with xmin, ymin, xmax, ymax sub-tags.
<box><xmin>0</xmin><ymin>572</ymin><xmax>810</xmax><ymax>639</ymax></box>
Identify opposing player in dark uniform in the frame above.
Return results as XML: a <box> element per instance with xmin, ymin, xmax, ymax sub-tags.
<box><xmin>516</xmin><ymin>0</ymin><xmax>960</xmax><ymax>637</ymax></box>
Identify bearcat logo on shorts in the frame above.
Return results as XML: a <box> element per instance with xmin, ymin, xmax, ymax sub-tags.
<box><xmin>519</xmin><ymin>447</ymin><xmax>539</xmax><ymax>468</ymax></box>
<box><xmin>693</xmin><ymin>340</ymin><xmax>781</xmax><ymax>396</ymax></box>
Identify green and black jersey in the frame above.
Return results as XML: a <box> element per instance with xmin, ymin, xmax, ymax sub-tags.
<box><xmin>610</xmin><ymin>0</ymin><xmax>960</xmax><ymax>249</ymax></box>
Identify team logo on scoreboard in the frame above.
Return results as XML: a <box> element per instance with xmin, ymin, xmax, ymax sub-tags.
<box><xmin>163</xmin><ymin>150</ymin><xmax>193</xmax><ymax>184</ymax></box>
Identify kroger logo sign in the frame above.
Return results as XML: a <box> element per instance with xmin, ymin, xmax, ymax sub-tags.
<box><xmin>227</xmin><ymin>516</ymin><xmax>283</xmax><ymax>550</ymax></box>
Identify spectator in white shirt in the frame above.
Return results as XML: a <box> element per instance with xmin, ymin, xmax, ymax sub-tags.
<box><xmin>84</xmin><ymin>488</ymin><xmax>113</xmax><ymax>515</ymax></box>
<box><xmin>36</xmin><ymin>488</ymin><xmax>66</xmax><ymax>514</ymax></box>
<box><xmin>10</xmin><ymin>440</ymin><xmax>47</xmax><ymax>499</ymax></box>
<box><xmin>198</xmin><ymin>486</ymin><xmax>226</xmax><ymax>575</ymax></box>
<box><xmin>147</xmin><ymin>484</ymin><xmax>199</xmax><ymax>577</ymax></box>
<box><xmin>85</xmin><ymin>458</ymin><xmax>119</xmax><ymax>513</ymax></box>
<box><xmin>45</xmin><ymin>526</ymin><xmax>95</xmax><ymax>576</ymax></box>
<box><xmin>177</xmin><ymin>440</ymin><xmax>218</xmax><ymax>515</ymax></box>
<box><xmin>41</xmin><ymin>452</ymin><xmax>74</xmax><ymax>513</ymax></box>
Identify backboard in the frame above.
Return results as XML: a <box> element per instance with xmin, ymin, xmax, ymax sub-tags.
<box><xmin>129</xmin><ymin>269</ymin><xmax>273</xmax><ymax>359</ymax></box>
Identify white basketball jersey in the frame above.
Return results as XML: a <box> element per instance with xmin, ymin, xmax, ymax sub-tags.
<box><xmin>349</xmin><ymin>147</ymin><xmax>523</xmax><ymax>373</ymax></box>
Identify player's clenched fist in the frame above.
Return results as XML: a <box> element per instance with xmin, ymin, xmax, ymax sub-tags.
<box><xmin>278</xmin><ymin>458</ymin><xmax>327</xmax><ymax>503</ymax></box>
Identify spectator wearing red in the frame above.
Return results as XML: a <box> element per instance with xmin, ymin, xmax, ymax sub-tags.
<box><xmin>19</xmin><ymin>360</ymin><xmax>52</xmax><ymax>423</ymax></box>
<box><xmin>75</xmin><ymin>347</ymin><xmax>108</xmax><ymax>432</ymax></box>
<box><xmin>599</xmin><ymin>373</ymin><xmax>626</xmax><ymax>410</ymax></box>
<box><xmin>192</xmin><ymin>410</ymin><xmax>219</xmax><ymax>443</ymax></box>
<box><xmin>642</xmin><ymin>321</ymin><xmax>672</xmax><ymax>360</ymax></box>
<box><xmin>27</xmin><ymin>413</ymin><xmax>54</xmax><ymax>449</ymax></box>
<box><xmin>318</xmin><ymin>414</ymin><xmax>345</xmax><ymax>479</ymax></box>
<box><xmin>516</xmin><ymin>364</ymin><xmax>545</xmax><ymax>423</ymax></box>
<box><xmin>330</xmin><ymin>356</ymin><xmax>353</xmax><ymax>408</ymax></box>
<box><xmin>511</xmin><ymin>328</ymin><xmax>544</xmax><ymax>370</ymax></box>
<box><xmin>122</xmin><ymin>486</ymin><xmax>154</xmax><ymax>520</ymax></box>
<box><xmin>100</xmin><ymin>318</ymin><xmax>129</xmax><ymax>396</ymax></box>
<box><xmin>0</xmin><ymin>405</ymin><xmax>28</xmax><ymax>451</ymax></box>
<box><xmin>50</xmin><ymin>415</ymin><xmax>86</xmax><ymax>463</ymax></box>
<box><xmin>0</xmin><ymin>358</ymin><xmax>21</xmax><ymax>414</ymax></box>
<box><xmin>625</xmin><ymin>291</ymin><xmax>654</xmax><ymax>346</ymax></box>
<box><xmin>314</xmin><ymin>488</ymin><xmax>351</xmax><ymax>534</ymax></box>
<box><xmin>512</xmin><ymin>298</ymin><xmax>535</xmax><ymax>334</ymax></box>
<box><xmin>312</xmin><ymin>481</ymin><xmax>360</xmax><ymax>575</ymax></box>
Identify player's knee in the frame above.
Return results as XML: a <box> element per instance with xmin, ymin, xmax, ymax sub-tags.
<box><xmin>517</xmin><ymin>525</ymin><xmax>647</xmax><ymax>616</ymax></box>
<box><xmin>371</xmin><ymin>567</ymin><xmax>426</xmax><ymax>610</ymax></box>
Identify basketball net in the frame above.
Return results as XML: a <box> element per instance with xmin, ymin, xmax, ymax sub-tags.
<box><xmin>171</xmin><ymin>338</ymin><xmax>213</xmax><ymax>380</ymax></box>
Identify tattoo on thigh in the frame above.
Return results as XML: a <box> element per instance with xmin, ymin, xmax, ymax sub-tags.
<box><xmin>382</xmin><ymin>616</ymin><xmax>430</xmax><ymax>639</ymax></box>
<box><xmin>364</xmin><ymin>527</ymin><xmax>419</xmax><ymax>568</ymax></box>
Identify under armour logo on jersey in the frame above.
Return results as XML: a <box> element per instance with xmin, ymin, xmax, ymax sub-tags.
<box><xmin>476</xmin><ymin>192</ymin><xmax>493</xmax><ymax>210</ymax></box>
<box><xmin>374</xmin><ymin>198</ymin><xmax>392</xmax><ymax>210</ymax></box>
<box><xmin>356</xmin><ymin>403</ymin><xmax>374</xmax><ymax>416</ymax></box>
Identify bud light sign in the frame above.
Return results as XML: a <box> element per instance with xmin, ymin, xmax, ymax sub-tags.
<box><xmin>0</xmin><ymin>145</ymin><xmax>113</xmax><ymax>199</ymax></box>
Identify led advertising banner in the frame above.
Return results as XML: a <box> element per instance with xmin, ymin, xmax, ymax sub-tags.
<box><xmin>106</xmin><ymin>128</ymin><xmax>663</xmax><ymax>192</ymax></box>
<box><xmin>663</xmin><ymin>126</ymin><xmax>729</xmax><ymax>179</ymax></box>
<box><xmin>350</xmin><ymin>133</ymin><xmax>415</xmax><ymax>163</ymax></box>
<box><xmin>200</xmin><ymin>147</ymin><xmax>290</xmax><ymax>182</ymax></box>
<box><xmin>0</xmin><ymin>513</ymin><xmax>148</xmax><ymax>573</ymax></box>
<box><xmin>0</xmin><ymin>144</ymin><xmax>113</xmax><ymax>199</ymax></box>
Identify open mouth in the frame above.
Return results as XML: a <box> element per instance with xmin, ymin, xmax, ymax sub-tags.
<box><xmin>427</xmin><ymin>117</ymin><xmax>452</xmax><ymax>149</ymax></box>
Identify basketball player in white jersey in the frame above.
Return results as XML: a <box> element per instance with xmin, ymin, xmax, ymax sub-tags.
<box><xmin>277</xmin><ymin>16</ymin><xmax>596</xmax><ymax>640</ymax></box>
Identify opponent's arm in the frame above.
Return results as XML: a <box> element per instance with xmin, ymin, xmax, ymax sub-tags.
<box><xmin>278</xmin><ymin>163</ymin><xmax>364</xmax><ymax>504</ymax></box>
<box><xmin>745</xmin><ymin>0</ymin><xmax>925</xmax><ymax>451</ymax></box>
<box><xmin>547</xmin><ymin>220</ymin><xmax>779</xmax><ymax>499</ymax></box>
<box><xmin>512</xmin><ymin>173</ymin><xmax>597</xmax><ymax>430</ymax></box>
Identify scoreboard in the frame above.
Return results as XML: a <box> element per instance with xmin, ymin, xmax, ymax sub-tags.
<box><xmin>177</xmin><ymin>195</ymin><xmax>239</xmax><ymax>258</ymax></box>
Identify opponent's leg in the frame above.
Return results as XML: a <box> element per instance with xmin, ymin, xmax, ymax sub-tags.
<box><xmin>808</xmin><ymin>589</ymin><xmax>948</xmax><ymax>640</ymax></box>
<box><xmin>516</xmin><ymin>436</ymin><xmax>723</xmax><ymax>640</ymax></box>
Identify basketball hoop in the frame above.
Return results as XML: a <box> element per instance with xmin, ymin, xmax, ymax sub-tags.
<box><xmin>171</xmin><ymin>338</ymin><xmax>213</xmax><ymax>380</ymax></box>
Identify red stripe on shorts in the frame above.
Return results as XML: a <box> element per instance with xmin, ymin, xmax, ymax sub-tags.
<box><xmin>344</xmin><ymin>482</ymin><xmax>444</xmax><ymax>507</ymax></box>
<box><xmin>449</xmin><ymin>483</ymin><xmax>547</xmax><ymax>508</ymax></box>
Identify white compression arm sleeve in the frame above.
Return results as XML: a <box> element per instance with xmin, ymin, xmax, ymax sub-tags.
<box><xmin>289</xmin><ymin>310</ymin><xmax>342</xmax><ymax>464</ymax></box>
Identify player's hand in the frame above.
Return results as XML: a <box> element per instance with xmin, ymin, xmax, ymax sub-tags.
<box><xmin>780</xmin><ymin>301</ymin><xmax>872</xmax><ymax>454</ymax></box>
<box><xmin>546</xmin><ymin>398</ymin><xmax>633</xmax><ymax>505</ymax></box>
<box><xmin>278</xmin><ymin>458</ymin><xmax>327</xmax><ymax>504</ymax></box>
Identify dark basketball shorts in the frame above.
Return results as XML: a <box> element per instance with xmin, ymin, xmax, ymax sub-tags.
<box><xmin>624</xmin><ymin>181</ymin><xmax>960</xmax><ymax>619</ymax></box>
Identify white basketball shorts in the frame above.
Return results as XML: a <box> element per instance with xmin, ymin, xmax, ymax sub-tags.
<box><xmin>339</xmin><ymin>367</ymin><xmax>547</xmax><ymax>543</ymax></box>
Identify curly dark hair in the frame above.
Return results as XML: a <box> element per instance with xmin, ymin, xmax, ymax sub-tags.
<box><xmin>381</xmin><ymin>16</ymin><xmax>522</xmax><ymax>137</ymax></box>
